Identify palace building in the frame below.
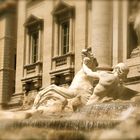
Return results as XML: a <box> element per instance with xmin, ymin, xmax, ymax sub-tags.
<box><xmin>0</xmin><ymin>0</ymin><xmax>17</xmax><ymax>108</ymax></box>
<box><xmin>0</xmin><ymin>0</ymin><xmax>140</xmax><ymax>109</ymax></box>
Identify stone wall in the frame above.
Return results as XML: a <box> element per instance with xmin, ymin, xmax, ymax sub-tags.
<box><xmin>0</xmin><ymin>5</ymin><xmax>17</xmax><ymax>108</ymax></box>
<box><xmin>11</xmin><ymin>0</ymin><xmax>140</xmax><ymax>107</ymax></box>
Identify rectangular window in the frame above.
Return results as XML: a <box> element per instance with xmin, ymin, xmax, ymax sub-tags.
<box><xmin>61</xmin><ymin>21</ymin><xmax>69</xmax><ymax>55</ymax></box>
<box><xmin>31</xmin><ymin>31</ymin><xmax>38</xmax><ymax>63</ymax></box>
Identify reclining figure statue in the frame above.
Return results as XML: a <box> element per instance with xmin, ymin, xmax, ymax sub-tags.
<box><xmin>32</xmin><ymin>47</ymin><xmax>132</xmax><ymax>112</ymax></box>
<box><xmin>32</xmin><ymin>48</ymin><xmax>99</xmax><ymax>111</ymax></box>
<box><xmin>0</xmin><ymin>49</ymin><xmax>136</xmax><ymax>120</ymax></box>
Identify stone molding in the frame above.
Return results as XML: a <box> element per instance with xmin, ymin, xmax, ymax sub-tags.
<box><xmin>50</xmin><ymin>53</ymin><xmax>74</xmax><ymax>86</ymax></box>
<box><xmin>22</xmin><ymin>62</ymin><xmax>42</xmax><ymax>92</ymax></box>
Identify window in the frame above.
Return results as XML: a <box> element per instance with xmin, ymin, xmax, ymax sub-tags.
<box><xmin>24</xmin><ymin>15</ymin><xmax>43</xmax><ymax>65</ymax></box>
<box><xmin>61</xmin><ymin>21</ymin><xmax>69</xmax><ymax>55</ymax></box>
<box><xmin>52</xmin><ymin>1</ymin><xmax>74</xmax><ymax>57</ymax></box>
<box><xmin>23</xmin><ymin>15</ymin><xmax>43</xmax><ymax>92</ymax></box>
<box><xmin>50</xmin><ymin>2</ymin><xmax>75</xmax><ymax>86</ymax></box>
<box><xmin>128</xmin><ymin>22</ymin><xmax>138</xmax><ymax>58</ymax></box>
<box><xmin>31</xmin><ymin>31</ymin><xmax>38</xmax><ymax>63</ymax></box>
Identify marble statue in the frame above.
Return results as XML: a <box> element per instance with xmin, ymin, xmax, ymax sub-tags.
<box><xmin>87</xmin><ymin>63</ymin><xmax>129</xmax><ymax>104</ymax></box>
<box><xmin>0</xmin><ymin>49</ymin><xmax>136</xmax><ymax>120</ymax></box>
<box><xmin>32</xmin><ymin>47</ymin><xmax>131</xmax><ymax>111</ymax></box>
<box><xmin>32</xmin><ymin>48</ymin><xmax>99</xmax><ymax>111</ymax></box>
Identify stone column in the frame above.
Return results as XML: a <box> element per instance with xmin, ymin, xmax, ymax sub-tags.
<box><xmin>87</xmin><ymin>0</ymin><xmax>92</xmax><ymax>48</ymax></box>
<box><xmin>91</xmin><ymin>0</ymin><xmax>112</xmax><ymax>70</ymax></box>
<box><xmin>122</xmin><ymin>0</ymin><xmax>128</xmax><ymax>61</ymax></box>
<box><xmin>112</xmin><ymin>0</ymin><xmax>119</xmax><ymax>65</ymax></box>
<box><xmin>12</xmin><ymin>0</ymin><xmax>27</xmax><ymax>106</ymax></box>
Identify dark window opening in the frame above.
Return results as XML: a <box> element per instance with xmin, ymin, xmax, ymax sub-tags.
<box><xmin>61</xmin><ymin>21</ymin><xmax>69</xmax><ymax>55</ymax></box>
<box><xmin>31</xmin><ymin>31</ymin><xmax>38</xmax><ymax>63</ymax></box>
<box><xmin>127</xmin><ymin>22</ymin><xmax>138</xmax><ymax>58</ymax></box>
<box><xmin>14</xmin><ymin>54</ymin><xmax>16</xmax><ymax>70</ymax></box>
<box><xmin>55</xmin><ymin>75</ymin><xmax>65</xmax><ymax>86</ymax></box>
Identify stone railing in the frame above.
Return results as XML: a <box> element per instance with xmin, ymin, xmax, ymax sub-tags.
<box><xmin>22</xmin><ymin>62</ymin><xmax>42</xmax><ymax>91</ymax></box>
<box><xmin>52</xmin><ymin>52</ymin><xmax>74</xmax><ymax>70</ymax></box>
<box><xmin>55</xmin><ymin>56</ymin><xmax>67</xmax><ymax>67</ymax></box>
<box><xmin>50</xmin><ymin>53</ymin><xmax>75</xmax><ymax>85</ymax></box>
<box><xmin>23</xmin><ymin>61</ymin><xmax>42</xmax><ymax>78</ymax></box>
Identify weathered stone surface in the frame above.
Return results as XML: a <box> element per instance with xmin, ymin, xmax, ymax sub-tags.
<box><xmin>32</xmin><ymin>48</ymin><xmax>98</xmax><ymax>112</ymax></box>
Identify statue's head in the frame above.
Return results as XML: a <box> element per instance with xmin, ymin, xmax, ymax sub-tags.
<box><xmin>82</xmin><ymin>48</ymin><xmax>98</xmax><ymax>70</ymax></box>
<box><xmin>113</xmin><ymin>63</ymin><xmax>129</xmax><ymax>80</ymax></box>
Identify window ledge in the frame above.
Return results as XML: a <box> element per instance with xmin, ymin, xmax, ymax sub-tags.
<box><xmin>24</xmin><ymin>61</ymin><xmax>42</xmax><ymax>68</ymax></box>
<box><xmin>52</xmin><ymin>52</ymin><xmax>74</xmax><ymax>60</ymax></box>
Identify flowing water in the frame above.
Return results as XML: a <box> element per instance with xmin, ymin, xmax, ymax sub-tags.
<box><xmin>0</xmin><ymin>102</ymin><xmax>139</xmax><ymax>140</ymax></box>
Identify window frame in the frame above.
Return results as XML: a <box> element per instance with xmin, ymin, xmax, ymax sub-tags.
<box><xmin>52</xmin><ymin>2</ymin><xmax>74</xmax><ymax>57</ymax></box>
<box><xmin>60</xmin><ymin>20</ymin><xmax>70</xmax><ymax>55</ymax></box>
<box><xmin>30</xmin><ymin>30</ymin><xmax>39</xmax><ymax>64</ymax></box>
<box><xmin>24</xmin><ymin>15</ymin><xmax>43</xmax><ymax>65</ymax></box>
<box><xmin>57</xmin><ymin>14</ymin><xmax>72</xmax><ymax>56</ymax></box>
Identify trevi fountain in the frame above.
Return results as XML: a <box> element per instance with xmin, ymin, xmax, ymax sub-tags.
<box><xmin>0</xmin><ymin>48</ymin><xmax>140</xmax><ymax>140</ymax></box>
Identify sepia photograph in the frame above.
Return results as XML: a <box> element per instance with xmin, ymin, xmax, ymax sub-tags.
<box><xmin>0</xmin><ymin>0</ymin><xmax>140</xmax><ymax>139</ymax></box>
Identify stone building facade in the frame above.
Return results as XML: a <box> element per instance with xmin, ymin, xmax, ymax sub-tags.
<box><xmin>0</xmin><ymin>0</ymin><xmax>140</xmax><ymax>108</ymax></box>
<box><xmin>0</xmin><ymin>1</ymin><xmax>17</xmax><ymax>108</ymax></box>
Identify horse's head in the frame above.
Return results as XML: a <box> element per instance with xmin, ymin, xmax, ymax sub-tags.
<box><xmin>82</xmin><ymin>48</ymin><xmax>98</xmax><ymax>71</ymax></box>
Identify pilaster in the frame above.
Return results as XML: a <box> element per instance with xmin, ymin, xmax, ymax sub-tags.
<box><xmin>91</xmin><ymin>0</ymin><xmax>112</xmax><ymax>70</ymax></box>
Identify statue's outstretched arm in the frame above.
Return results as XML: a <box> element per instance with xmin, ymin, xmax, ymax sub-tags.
<box><xmin>82</xmin><ymin>63</ymin><xmax>99</xmax><ymax>79</ymax></box>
